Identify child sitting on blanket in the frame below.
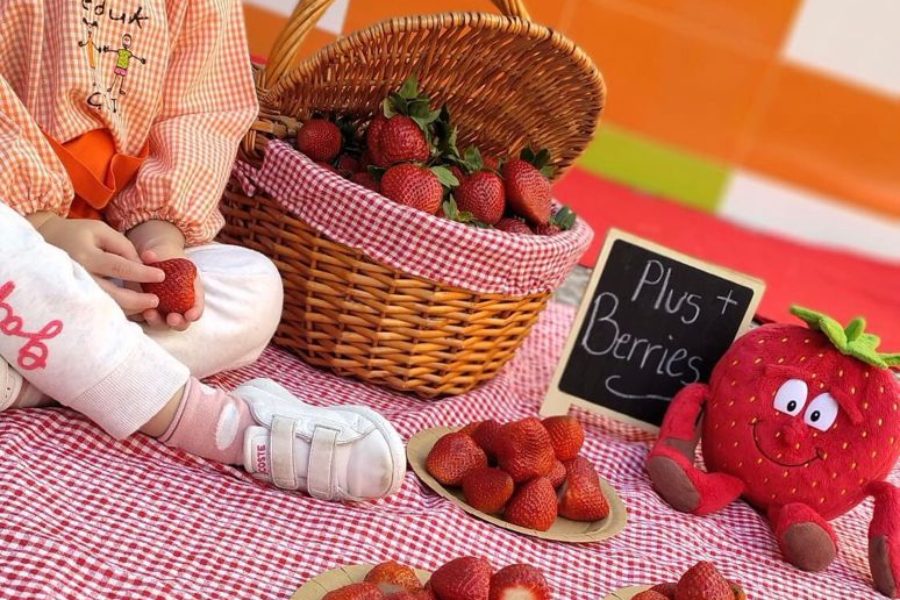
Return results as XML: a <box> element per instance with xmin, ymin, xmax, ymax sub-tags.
<box><xmin>0</xmin><ymin>0</ymin><xmax>405</xmax><ymax>501</ymax></box>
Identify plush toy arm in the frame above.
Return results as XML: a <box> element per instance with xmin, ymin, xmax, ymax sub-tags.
<box><xmin>646</xmin><ymin>383</ymin><xmax>744</xmax><ymax>516</ymax></box>
<box><xmin>655</xmin><ymin>382</ymin><xmax>707</xmax><ymax>458</ymax></box>
<box><xmin>869</xmin><ymin>481</ymin><xmax>900</xmax><ymax>598</ymax></box>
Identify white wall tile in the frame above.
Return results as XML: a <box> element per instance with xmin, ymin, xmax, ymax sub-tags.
<box><xmin>720</xmin><ymin>171</ymin><xmax>900</xmax><ymax>263</ymax></box>
<box><xmin>783</xmin><ymin>0</ymin><xmax>900</xmax><ymax>97</ymax></box>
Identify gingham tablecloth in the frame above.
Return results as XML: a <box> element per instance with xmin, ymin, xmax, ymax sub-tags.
<box><xmin>0</xmin><ymin>303</ymin><xmax>894</xmax><ymax>599</ymax></box>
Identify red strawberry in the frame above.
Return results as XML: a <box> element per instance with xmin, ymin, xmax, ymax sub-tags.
<box><xmin>650</xmin><ymin>583</ymin><xmax>677</xmax><ymax>598</ymax></box>
<box><xmin>366</xmin><ymin>561</ymin><xmax>422</xmax><ymax>594</ymax></box>
<box><xmin>459</xmin><ymin>421</ymin><xmax>483</xmax><ymax>437</ymax></box>
<box><xmin>470</xmin><ymin>419</ymin><xmax>502</xmax><ymax>458</ymax></box>
<box><xmin>494</xmin><ymin>218</ymin><xmax>533</xmax><ymax>235</ymax></box>
<box><xmin>563</xmin><ymin>456</ymin><xmax>596</xmax><ymax>479</ymax></box>
<box><xmin>323</xmin><ymin>582</ymin><xmax>384</xmax><ymax>600</ymax></box>
<box><xmin>462</xmin><ymin>467</ymin><xmax>514</xmax><ymax>514</ymax></box>
<box><xmin>450</xmin><ymin>166</ymin><xmax>468</xmax><ymax>186</ymax></box>
<box><xmin>557</xmin><ymin>469</ymin><xmax>610</xmax><ymax>522</ymax></box>
<box><xmin>674</xmin><ymin>562</ymin><xmax>733</xmax><ymax>600</ymax></box>
<box><xmin>425</xmin><ymin>432</ymin><xmax>488</xmax><ymax>486</ymax></box>
<box><xmin>143</xmin><ymin>258</ymin><xmax>197</xmax><ymax>316</ymax></box>
<box><xmin>541</xmin><ymin>416</ymin><xmax>585</xmax><ymax>461</ymax></box>
<box><xmin>533</xmin><ymin>223</ymin><xmax>560</xmax><ymax>236</ymax></box>
<box><xmin>337</xmin><ymin>154</ymin><xmax>361</xmax><ymax>176</ymax></box>
<box><xmin>633</xmin><ymin>591</ymin><xmax>670</xmax><ymax>600</ymax></box>
<box><xmin>381</xmin><ymin>164</ymin><xmax>444</xmax><ymax>214</ymax></box>
<box><xmin>297</xmin><ymin>119</ymin><xmax>342</xmax><ymax>162</ymax></box>
<box><xmin>482</xmin><ymin>155</ymin><xmax>502</xmax><ymax>172</ymax></box>
<box><xmin>547</xmin><ymin>460</ymin><xmax>566</xmax><ymax>489</ymax></box>
<box><xmin>488</xmin><ymin>564</ymin><xmax>549</xmax><ymax>600</ymax></box>
<box><xmin>504</xmin><ymin>477</ymin><xmax>557</xmax><ymax>531</ymax></box>
<box><xmin>367</xmin><ymin>114</ymin><xmax>389</xmax><ymax>166</ymax></box>
<box><xmin>493</xmin><ymin>418</ymin><xmax>555</xmax><ymax>482</ymax></box>
<box><xmin>378</xmin><ymin>116</ymin><xmax>430</xmax><ymax>166</ymax></box>
<box><xmin>429</xmin><ymin>556</ymin><xmax>492</xmax><ymax>600</ymax></box>
<box><xmin>387</xmin><ymin>593</ymin><xmax>436</xmax><ymax>600</ymax></box>
<box><xmin>502</xmin><ymin>160</ymin><xmax>551</xmax><ymax>224</ymax></box>
<box><xmin>352</xmin><ymin>171</ymin><xmax>380</xmax><ymax>192</ymax></box>
<box><xmin>454</xmin><ymin>172</ymin><xmax>505</xmax><ymax>225</ymax></box>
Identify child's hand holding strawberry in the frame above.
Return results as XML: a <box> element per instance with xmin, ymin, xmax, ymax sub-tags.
<box><xmin>28</xmin><ymin>212</ymin><xmax>164</xmax><ymax>316</ymax></box>
<box><xmin>127</xmin><ymin>220</ymin><xmax>205</xmax><ymax>331</ymax></box>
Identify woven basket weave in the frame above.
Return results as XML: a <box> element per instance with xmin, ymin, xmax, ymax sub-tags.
<box><xmin>220</xmin><ymin>0</ymin><xmax>605</xmax><ymax>397</ymax></box>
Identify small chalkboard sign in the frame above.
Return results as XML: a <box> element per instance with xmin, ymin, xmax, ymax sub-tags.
<box><xmin>542</xmin><ymin>229</ymin><xmax>765</xmax><ymax>429</ymax></box>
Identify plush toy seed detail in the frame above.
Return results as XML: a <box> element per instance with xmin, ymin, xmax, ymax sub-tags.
<box><xmin>647</xmin><ymin>306</ymin><xmax>900</xmax><ymax>597</ymax></box>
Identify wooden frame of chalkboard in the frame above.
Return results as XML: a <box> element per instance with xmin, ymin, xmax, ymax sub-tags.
<box><xmin>541</xmin><ymin>229</ymin><xmax>765</xmax><ymax>431</ymax></box>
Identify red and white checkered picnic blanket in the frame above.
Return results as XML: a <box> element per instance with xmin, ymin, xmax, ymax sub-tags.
<box><xmin>231</xmin><ymin>142</ymin><xmax>593</xmax><ymax>297</ymax></box>
<box><xmin>0</xmin><ymin>303</ymin><xmax>894</xmax><ymax>599</ymax></box>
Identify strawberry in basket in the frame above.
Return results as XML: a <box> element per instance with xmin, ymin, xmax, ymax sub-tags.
<box><xmin>291</xmin><ymin>76</ymin><xmax>581</xmax><ymax>236</ymax></box>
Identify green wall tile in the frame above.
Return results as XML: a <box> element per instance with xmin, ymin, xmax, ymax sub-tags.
<box><xmin>578</xmin><ymin>123</ymin><xmax>730</xmax><ymax>212</ymax></box>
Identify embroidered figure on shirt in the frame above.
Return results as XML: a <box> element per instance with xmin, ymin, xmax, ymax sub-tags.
<box><xmin>78</xmin><ymin>18</ymin><xmax>101</xmax><ymax>88</ymax></box>
<box><xmin>99</xmin><ymin>33</ymin><xmax>147</xmax><ymax>113</ymax></box>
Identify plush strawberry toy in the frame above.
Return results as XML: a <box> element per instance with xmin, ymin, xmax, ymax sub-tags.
<box><xmin>647</xmin><ymin>307</ymin><xmax>900</xmax><ymax>597</ymax></box>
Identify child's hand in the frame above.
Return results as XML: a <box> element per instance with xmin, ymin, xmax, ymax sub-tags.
<box><xmin>127</xmin><ymin>220</ymin><xmax>205</xmax><ymax>331</ymax></box>
<box><xmin>33</xmin><ymin>214</ymin><xmax>164</xmax><ymax>316</ymax></box>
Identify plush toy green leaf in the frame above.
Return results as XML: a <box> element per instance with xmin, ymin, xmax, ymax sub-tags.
<box><xmin>791</xmin><ymin>305</ymin><xmax>900</xmax><ymax>369</ymax></box>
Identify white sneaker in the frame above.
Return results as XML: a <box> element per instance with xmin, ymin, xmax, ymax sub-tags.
<box><xmin>234</xmin><ymin>379</ymin><xmax>406</xmax><ymax>501</ymax></box>
<box><xmin>0</xmin><ymin>358</ymin><xmax>23</xmax><ymax>412</ymax></box>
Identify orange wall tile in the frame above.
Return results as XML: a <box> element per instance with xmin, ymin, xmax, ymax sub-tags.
<box><xmin>738</xmin><ymin>64</ymin><xmax>900</xmax><ymax>218</ymax></box>
<box><xmin>244</xmin><ymin>5</ymin><xmax>336</xmax><ymax>62</ymax></box>
<box><xmin>623</xmin><ymin>0</ymin><xmax>801</xmax><ymax>52</ymax></box>
<box><xmin>564</xmin><ymin>0</ymin><xmax>772</xmax><ymax>162</ymax></box>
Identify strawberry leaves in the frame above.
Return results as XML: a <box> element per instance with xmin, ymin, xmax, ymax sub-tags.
<box><xmin>549</xmin><ymin>205</ymin><xmax>577</xmax><ymax>231</ymax></box>
<box><xmin>521</xmin><ymin>147</ymin><xmax>556</xmax><ymax>178</ymax></box>
<box><xmin>431</xmin><ymin>165</ymin><xmax>459</xmax><ymax>188</ymax></box>
<box><xmin>383</xmin><ymin>76</ymin><xmax>442</xmax><ymax>131</ymax></box>
<box><xmin>791</xmin><ymin>306</ymin><xmax>900</xmax><ymax>369</ymax></box>
<box><xmin>442</xmin><ymin>198</ymin><xmax>491</xmax><ymax>228</ymax></box>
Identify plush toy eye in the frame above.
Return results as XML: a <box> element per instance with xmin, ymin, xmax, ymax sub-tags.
<box><xmin>804</xmin><ymin>393</ymin><xmax>839</xmax><ymax>432</ymax></box>
<box><xmin>773</xmin><ymin>379</ymin><xmax>808</xmax><ymax>416</ymax></box>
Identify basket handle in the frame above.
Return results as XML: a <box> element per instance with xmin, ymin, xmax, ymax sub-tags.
<box><xmin>259</xmin><ymin>0</ymin><xmax>532</xmax><ymax>93</ymax></box>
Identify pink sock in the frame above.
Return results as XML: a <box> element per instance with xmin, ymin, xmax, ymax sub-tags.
<box><xmin>158</xmin><ymin>378</ymin><xmax>254</xmax><ymax>465</ymax></box>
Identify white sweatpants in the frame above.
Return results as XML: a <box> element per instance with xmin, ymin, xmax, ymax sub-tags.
<box><xmin>0</xmin><ymin>202</ymin><xmax>283</xmax><ymax>438</ymax></box>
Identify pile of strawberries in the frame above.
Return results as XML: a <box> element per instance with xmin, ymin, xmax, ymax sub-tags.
<box><xmin>424</xmin><ymin>416</ymin><xmax>609</xmax><ymax>532</ymax></box>
<box><xmin>634</xmin><ymin>562</ymin><xmax>745</xmax><ymax>600</ymax></box>
<box><xmin>293</xmin><ymin>77</ymin><xmax>577</xmax><ymax>236</ymax></box>
<box><xmin>323</xmin><ymin>557</ymin><xmax>550</xmax><ymax>600</ymax></box>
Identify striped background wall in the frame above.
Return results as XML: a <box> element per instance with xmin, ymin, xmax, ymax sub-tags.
<box><xmin>241</xmin><ymin>0</ymin><xmax>899</xmax><ymax>262</ymax></box>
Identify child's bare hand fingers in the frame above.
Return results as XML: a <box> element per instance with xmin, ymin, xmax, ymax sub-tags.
<box><xmin>165</xmin><ymin>312</ymin><xmax>190</xmax><ymax>331</ymax></box>
<box><xmin>95</xmin><ymin>252</ymin><xmax>165</xmax><ymax>284</ymax></box>
<box><xmin>94</xmin><ymin>226</ymin><xmax>142</xmax><ymax>261</ymax></box>
<box><xmin>95</xmin><ymin>278</ymin><xmax>159</xmax><ymax>315</ymax></box>
<box><xmin>141</xmin><ymin>309</ymin><xmax>167</xmax><ymax>329</ymax></box>
<box><xmin>139</xmin><ymin>250</ymin><xmax>160</xmax><ymax>265</ymax></box>
<box><xmin>185</xmin><ymin>278</ymin><xmax>205</xmax><ymax>322</ymax></box>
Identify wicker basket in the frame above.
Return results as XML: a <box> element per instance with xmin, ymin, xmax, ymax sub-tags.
<box><xmin>220</xmin><ymin>0</ymin><xmax>605</xmax><ymax>397</ymax></box>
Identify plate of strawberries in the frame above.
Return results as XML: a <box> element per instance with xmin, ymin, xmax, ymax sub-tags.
<box><xmin>407</xmin><ymin>416</ymin><xmax>626</xmax><ymax>542</ymax></box>
<box><xmin>604</xmin><ymin>561</ymin><xmax>746</xmax><ymax>600</ymax></box>
<box><xmin>291</xmin><ymin>556</ymin><xmax>551</xmax><ymax>600</ymax></box>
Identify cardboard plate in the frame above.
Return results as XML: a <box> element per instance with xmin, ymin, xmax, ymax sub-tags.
<box><xmin>291</xmin><ymin>564</ymin><xmax>431</xmax><ymax>600</ymax></box>
<box><xmin>603</xmin><ymin>586</ymin><xmax>651</xmax><ymax>599</ymax></box>
<box><xmin>407</xmin><ymin>426</ymin><xmax>627</xmax><ymax>543</ymax></box>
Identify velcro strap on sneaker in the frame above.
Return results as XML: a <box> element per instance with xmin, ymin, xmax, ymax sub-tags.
<box><xmin>270</xmin><ymin>415</ymin><xmax>298</xmax><ymax>490</ymax></box>
<box><xmin>307</xmin><ymin>425</ymin><xmax>340</xmax><ymax>500</ymax></box>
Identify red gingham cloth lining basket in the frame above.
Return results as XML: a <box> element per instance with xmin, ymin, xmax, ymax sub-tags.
<box><xmin>232</xmin><ymin>141</ymin><xmax>593</xmax><ymax>297</ymax></box>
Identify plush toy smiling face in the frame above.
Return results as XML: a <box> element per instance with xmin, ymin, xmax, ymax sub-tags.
<box><xmin>701</xmin><ymin>310</ymin><xmax>900</xmax><ymax>520</ymax></box>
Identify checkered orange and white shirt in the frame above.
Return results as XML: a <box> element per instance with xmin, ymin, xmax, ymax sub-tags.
<box><xmin>0</xmin><ymin>0</ymin><xmax>258</xmax><ymax>244</ymax></box>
